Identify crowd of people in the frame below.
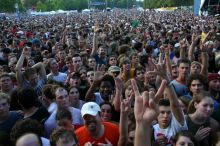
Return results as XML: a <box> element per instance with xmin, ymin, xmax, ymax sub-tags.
<box><xmin>0</xmin><ymin>8</ymin><xmax>220</xmax><ymax>146</ymax></box>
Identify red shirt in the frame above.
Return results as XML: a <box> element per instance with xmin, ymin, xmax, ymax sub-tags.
<box><xmin>75</xmin><ymin>122</ymin><xmax>119</xmax><ymax>146</ymax></box>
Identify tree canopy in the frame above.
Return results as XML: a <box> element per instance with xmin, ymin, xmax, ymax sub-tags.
<box><xmin>0</xmin><ymin>0</ymin><xmax>193</xmax><ymax>12</ymax></box>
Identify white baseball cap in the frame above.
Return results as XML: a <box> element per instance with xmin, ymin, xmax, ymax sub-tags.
<box><xmin>81</xmin><ymin>102</ymin><xmax>101</xmax><ymax>118</ymax></box>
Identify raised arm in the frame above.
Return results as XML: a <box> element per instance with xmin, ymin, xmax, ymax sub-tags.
<box><xmin>112</xmin><ymin>77</ymin><xmax>124</xmax><ymax>112</ymax></box>
<box><xmin>179</xmin><ymin>39</ymin><xmax>187</xmax><ymax>59</ymax></box>
<box><xmin>200</xmin><ymin>44</ymin><xmax>209</xmax><ymax>76</ymax></box>
<box><xmin>118</xmin><ymin>99</ymin><xmax>130</xmax><ymax>146</ymax></box>
<box><xmin>85</xmin><ymin>67</ymin><xmax>103</xmax><ymax>102</ymax></box>
<box><xmin>132</xmin><ymin>79</ymin><xmax>159</xmax><ymax>146</ymax></box>
<box><xmin>91</xmin><ymin>26</ymin><xmax>99</xmax><ymax>56</ymax></box>
<box><xmin>151</xmin><ymin>62</ymin><xmax>185</xmax><ymax>125</ymax></box>
<box><xmin>200</xmin><ymin>31</ymin><xmax>211</xmax><ymax>76</ymax></box>
<box><xmin>165</xmin><ymin>46</ymin><xmax>172</xmax><ymax>77</ymax></box>
<box><xmin>31</xmin><ymin>62</ymin><xmax>46</xmax><ymax>79</ymax></box>
<box><xmin>188</xmin><ymin>33</ymin><xmax>197</xmax><ymax>61</ymax></box>
<box><xmin>15</xmin><ymin>48</ymin><xmax>29</xmax><ymax>86</ymax></box>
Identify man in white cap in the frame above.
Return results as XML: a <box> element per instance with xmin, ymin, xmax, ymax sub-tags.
<box><xmin>75</xmin><ymin>102</ymin><xmax>119</xmax><ymax>146</ymax></box>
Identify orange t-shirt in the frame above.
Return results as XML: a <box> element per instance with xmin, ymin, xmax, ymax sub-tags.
<box><xmin>75</xmin><ymin>122</ymin><xmax>119</xmax><ymax>146</ymax></box>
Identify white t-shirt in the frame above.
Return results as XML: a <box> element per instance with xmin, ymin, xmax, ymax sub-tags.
<box><xmin>44</xmin><ymin>107</ymin><xmax>83</xmax><ymax>137</ymax></box>
<box><xmin>153</xmin><ymin>115</ymin><xmax>188</xmax><ymax>146</ymax></box>
<box><xmin>41</xmin><ymin>137</ymin><xmax>50</xmax><ymax>146</ymax></box>
<box><xmin>47</xmin><ymin>72</ymin><xmax>67</xmax><ymax>83</ymax></box>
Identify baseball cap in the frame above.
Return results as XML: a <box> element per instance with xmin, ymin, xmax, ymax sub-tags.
<box><xmin>208</xmin><ymin>73</ymin><xmax>220</xmax><ymax>82</ymax></box>
<box><xmin>108</xmin><ymin>66</ymin><xmax>120</xmax><ymax>73</ymax></box>
<box><xmin>81</xmin><ymin>102</ymin><xmax>101</xmax><ymax>118</ymax></box>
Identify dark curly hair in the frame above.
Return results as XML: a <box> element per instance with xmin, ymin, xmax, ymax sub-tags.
<box><xmin>186</xmin><ymin>74</ymin><xmax>208</xmax><ymax>92</ymax></box>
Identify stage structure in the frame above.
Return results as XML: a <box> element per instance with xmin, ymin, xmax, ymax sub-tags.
<box><xmin>89</xmin><ymin>0</ymin><xmax>107</xmax><ymax>9</ymax></box>
<box><xmin>194</xmin><ymin>0</ymin><xmax>220</xmax><ymax>15</ymax></box>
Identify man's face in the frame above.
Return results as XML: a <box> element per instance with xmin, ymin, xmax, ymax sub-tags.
<box><xmin>55</xmin><ymin>88</ymin><xmax>70</xmax><ymax>108</ymax></box>
<box><xmin>83</xmin><ymin>114</ymin><xmax>101</xmax><ymax>133</ymax></box>
<box><xmin>157</xmin><ymin>106</ymin><xmax>172</xmax><ymax>128</ymax></box>
<box><xmin>0</xmin><ymin>76</ymin><xmax>13</xmax><ymax>91</ymax></box>
<box><xmin>190</xmin><ymin>64</ymin><xmax>201</xmax><ymax>74</ymax></box>
<box><xmin>178</xmin><ymin>63</ymin><xmax>190</xmax><ymax>78</ymax></box>
<box><xmin>171</xmin><ymin>65</ymin><xmax>178</xmax><ymax>78</ymax></box>
<box><xmin>50</xmin><ymin>59</ymin><xmax>59</xmax><ymax>72</ymax></box>
<box><xmin>58</xmin><ymin>51</ymin><xmax>66</xmax><ymax>60</ymax></box>
<box><xmin>66</xmin><ymin>61</ymin><xmax>74</xmax><ymax>69</ymax></box>
<box><xmin>99</xmin><ymin>81</ymin><xmax>113</xmax><ymax>100</ymax></box>
<box><xmin>98</xmin><ymin>47</ymin><xmax>106</xmax><ymax>57</ymax></box>
<box><xmin>88</xmin><ymin>58</ymin><xmax>96</xmax><ymax>69</ymax></box>
<box><xmin>190</xmin><ymin>79</ymin><xmax>204</xmax><ymax>94</ymax></box>
<box><xmin>0</xmin><ymin>99</ymin><xmax>10</xmax><ymax>119</ymax></box>
<box><xmin>72</xmin><ymin>57</ymin><xmax>82</xmax><ymax>70</ymax></box>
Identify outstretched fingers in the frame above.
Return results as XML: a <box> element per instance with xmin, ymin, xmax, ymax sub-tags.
<box><xmin>131</xmin><ymin>79</ymin><xmax>141</xmax><ymax>98</ymax></box>
<box><xmin>155</xmin><ymin>79</ymin><xmax>167</xmax><ymax>103</ymax></box>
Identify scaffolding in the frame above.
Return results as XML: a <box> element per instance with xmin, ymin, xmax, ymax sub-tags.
<box><xmin>206</xmin><ymin>0</ymin><xmax>220</xmax><ymax>14</ymax></box>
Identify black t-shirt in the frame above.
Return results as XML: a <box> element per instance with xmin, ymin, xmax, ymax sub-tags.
<box><xmin>25</xmin><ymin>107</ymin><xmax>50</xmax><ymax>125</ymax></box>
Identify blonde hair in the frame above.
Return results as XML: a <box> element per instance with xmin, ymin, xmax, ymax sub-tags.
<box><xmin>0</xmin><ymin>92</ymin><xmax>10</xmax><ymax>104</ymax></box>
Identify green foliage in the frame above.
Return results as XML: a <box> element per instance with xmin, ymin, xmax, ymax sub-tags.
<box><xmin>0</xmin><ymin>0</ymin><xmax>193</xmax><ymax>12</ymax></box>
<box><xmin>0</xmin><ymin>0</ymin><xmax>23</xmax><ymax>12</ymax></box>
<box><xmin>144</xmin><ymin>0</ymin><xmax>193</xmax><ymax>9</ymax></box>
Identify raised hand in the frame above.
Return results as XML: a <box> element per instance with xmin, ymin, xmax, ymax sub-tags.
<box><xmin>97</xmin><ymin>138</ymin><xmax>113</xmax><ymax>146</ymax></box>
<box><xmin>121</xmin><ymin>98</ymin><xmax>131</xmax><ymax>113</ymax></box>
<box><xmin>94</xmin><ymin>64</ymin><xmax>105</xmax><ymax>82</ymax></box>
<box><xmin>132</xmin><ymin>79</ymin><xmax>159</xmax><ymax>124</ymax></box>
<box><xmin>22</xmin><ymin>47</ymin><xmax>31</xmax><ymax>58</ymax></box>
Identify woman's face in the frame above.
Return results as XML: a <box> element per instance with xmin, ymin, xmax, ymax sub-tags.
<box><xmin>209</xmin><ymin>79</ymin><xmax>220</xmax><ymax>92</ymax></box>
<box><xmin>175</xmin><ymin>135</ymin><xmax>194</xmax><ymax>146</ymax></box>
<box><xmin>125</xmin><ymin>85</ymin><xmax>134</xmax><ymax>99</ymax></box>
<box><xmin>195</xmin><ymin>97</ymin><xmax>214</xmax><ymax>118</ymax></box>
<box><xmin>69</xmin><ymin>88</ymin><xmax>80</xmax><ymax>105</ymax></box>
<box><xmin>100</xmin><ymin>104</ymin><xmax>112</xmax><ymax>122</ymax></box>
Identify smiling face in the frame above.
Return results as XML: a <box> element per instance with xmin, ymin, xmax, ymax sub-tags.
<box><xmin>209</xmin><ymin>79</ymin><xmax>220</xmax><ymax>92</ymax></box>
<box><xmin>99</xmin><ymin>81</ymin><xmax>113</xmax><ymax>101</ymax></box>
<box><xmin>194</xmin><ymin>96</ymin><xmax>214</xmax><ymax>118</ymax></box>
<box><xmin>100</xmin><ymin>104</ymin><xmax>112</xmax><ymax>122</ymax></box>
<box><xmin>83</xmin><ymin>114</ymin><xmax>102</xmax><ymax>134</ymax></box>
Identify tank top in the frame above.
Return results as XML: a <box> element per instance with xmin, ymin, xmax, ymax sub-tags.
<box><xmin>186</xmin><ymin>115</ymin><xmax>213</xmax><ymax>146</ymax></box>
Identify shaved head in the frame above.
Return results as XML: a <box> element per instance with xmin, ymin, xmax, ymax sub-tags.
<box><xmin>16</xmin><ymin>133</ymin><xmax>41</xmax><ymax>146</ymax></box>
